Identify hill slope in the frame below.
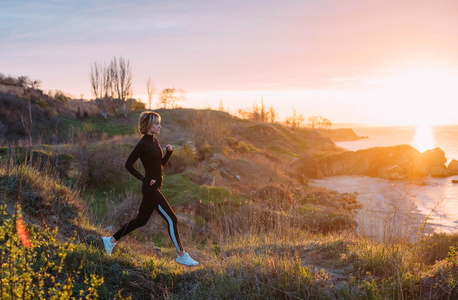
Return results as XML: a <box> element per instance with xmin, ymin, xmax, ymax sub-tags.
<box><xmin>2</xmin><ymin>98</ymin><xmax>457</xmax><ymax>299</ymax></box>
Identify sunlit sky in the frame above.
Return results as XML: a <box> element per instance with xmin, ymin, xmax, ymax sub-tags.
<box><xmin>2</xmin><ymin>0</ymin><xmax>458</xmax><ymax>126</ymax></box>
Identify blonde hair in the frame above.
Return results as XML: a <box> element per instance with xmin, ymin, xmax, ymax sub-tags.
<box><xmin>138</xmin><ymin>111</ymin><xmax>161</xmax><ymax>134</ymax></box>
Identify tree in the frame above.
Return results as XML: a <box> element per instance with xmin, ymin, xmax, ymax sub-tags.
<box><xmin>218</xmin><ymin>98</ymin><xmax>224</xmax><ymax>111</ymax></box>
<box><xmin>146</xmin><ymin>77</ymin><xmax>156</xmax><ymax>109</ymax></box>
<box><xmin>308</xmin><ymin>116</ymin><xmax>319</xmax><ymax>129</ymax></box>
<box><xmin>28</xmin><ymin>79</ymin><xmax>41</xmax><ymax>89</ymax></box>
<box><xmin>308</xmin><ymin>115</ymin><xmax>332</xmax><ymax>129</ymax></box>
<box><xmin>158</xmin><ymin>87</ymin><xmax>185</xmax><ymax>109</ymax></box>
<box><xmin>111</xmin><ymin>56</ymin><xmax>132</xmax><ymax>118</ymax></box>
<box><xmin>90</xmin><ymin>56</ymin><xmax>134</xmax><ymax>118</ymax></box>
<box><xmin>236</xmin><ymin>108</ymin><xmax>249</xmax><ymax>119</ymax></box>
<box><xmin>0</xmin><ymin>74</ymin><xmax>40</xmax><ymax>89</ymax></box>
<box><xmin>259</xmin><ymin>98</ymin><xmax>267</xmax><ymax>122</ymax></box>
<box><xmin>102</xmin><ymin>62</ymin><xmax>116</xmax><ymax>114</ymax></box>
<box><xmin>251</xmin><ymin>102</ymin><xmax>260</xmax><ymax>121</ymax></box>
<box><xmin>285</xmin><ymin>107</ymin><xmax>305</xmax><ymax>128</ymax></box>
<box><xmin>269</xmin><ymin>105</ymin><xmax>277</xmax><ymax>123</ymax></box>
<box><xmin>90</xmin><ymin>62</ymin><xmax>108</xmax><ymax>119</ymax></box>
<box><xmin>321</xmin><ymin>117</ymin><xmax>333</xmax><ymax>129</ymax></box>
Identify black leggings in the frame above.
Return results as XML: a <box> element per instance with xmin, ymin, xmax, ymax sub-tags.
<box><xmin>113</xmin><ymin>186</ymin><xmax>183</xmax><ymax>253</ymax></box>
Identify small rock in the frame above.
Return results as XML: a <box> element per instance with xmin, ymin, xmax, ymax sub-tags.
<box><xmin>430</xmin><ymin>166</ymin><xmax>448</xmax><ymax>177</ymax></box>
<box><xmin>448</xmin><ymin>160</ymin><xmax>458</xmax><ymax>173</ymax></box>
<box><xmin>208</xmin><ymin>153</ymin><xmax>227</xmax><ymax>171</ymax></box>
<box><xmin>147</xmin><ymin>242</ymin><xmax>162</xmax><ymax>257</ymax></box>
<box><xmin>152</xmin><ymin>246</ymin><xmax>162</xmax><ymax>257</ymax></box>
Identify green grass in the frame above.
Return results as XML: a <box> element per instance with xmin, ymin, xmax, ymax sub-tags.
<box><xmin>83</xmin><ymin>171</ymin><xmax>244</xmax><ymax>210</ymax></box>
<box><xmin>267</xmin><ymin>144</ymin><xmax>299</xmax><ymax>157</ymax></box>
<box><xmin>82</xmin><ymin>176</ymin><xmax>140</xmax><ymax>216</ymax></box>
<box><xmin>61</xmin><ymin>113</ymin><xmax>138</xmax><ymax>137</ymax></box>
<box><xmin>162</xmin><ymin>173</ymin><xmax>245</xmax><ymax>206</ymax></box>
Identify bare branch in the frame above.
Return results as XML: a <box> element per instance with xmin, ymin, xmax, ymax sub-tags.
<box><xmin>146</xmin><ymin>77</ymin><xmax>156</xmax><ymax>109</ymax></box>
<box><xmin>90</xmin><ymin>61</ymin><xmax>108</xmax><ymax>119</ymax></box>
<box><xmin>112</xmin><ymin>56</ymin><xmax>133</xmax><ymax>117</ymax></box>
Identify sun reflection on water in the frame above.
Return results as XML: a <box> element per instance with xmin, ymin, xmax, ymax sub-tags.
<box><xmin>414</xmin><ymin>124</ymin><xmax>435</xmax><ymax>152</ymax></box>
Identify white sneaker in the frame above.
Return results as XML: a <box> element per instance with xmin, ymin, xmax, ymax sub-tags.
<box><xmin>102</xmin><ymin>236</ymin><xmax>116</xmax><ymax>255</ymax></box>
<box><xmin>176</xmin><ymin>252</ymin><xmax>199</xmax><ymax>266</ymax></box>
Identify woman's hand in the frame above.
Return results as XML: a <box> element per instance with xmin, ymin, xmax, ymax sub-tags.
<box><xmin>166</xmin><ymin>144</ymin><xmax>174</xmax><ymax>152</ymax></box>
<box><xmin>142</xmin><ymin>177</ymin><xmax>156</xmax><ymax>186</ymax></box>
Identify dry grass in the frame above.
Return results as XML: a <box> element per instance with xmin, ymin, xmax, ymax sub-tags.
<box><xmin>2</xmin><ymin>107</ymin><xmax>458</xmax><ymax>299</ymax></box>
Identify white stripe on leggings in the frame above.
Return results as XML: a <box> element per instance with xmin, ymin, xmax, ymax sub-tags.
<box><xmin>158</xmin><ymin>205</ymin><xmax>181</xmax><ymax>252</ymax></box>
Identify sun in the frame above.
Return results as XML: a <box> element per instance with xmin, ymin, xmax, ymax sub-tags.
<box><xmin>414</xmin><ymin>123</ymin><xmax>435</xmax><ymax>153</ymax></box>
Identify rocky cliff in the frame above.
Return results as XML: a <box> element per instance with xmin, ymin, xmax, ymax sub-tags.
<box><xmin>298</xmin><ymin>145</ymin><xmax>450</xmax><ymax>180</ymax></box>
<box><xmin>316</xmin><ymin>128</ymin><xmax>362</xmax><ymax>142</ymax></box>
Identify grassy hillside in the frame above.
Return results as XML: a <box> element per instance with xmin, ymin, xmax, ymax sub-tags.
<box><xmin>1</xmin><ymin>99</ymin><xmax>458</xmax><ymax>299</ymax></box>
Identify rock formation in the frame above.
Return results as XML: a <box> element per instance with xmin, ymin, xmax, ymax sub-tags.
<box><xmin>448</xmin><ymin>160</ymin><xmax>458</xmax><ymax>174</ymax></box>
<box><xmin>303</xmin><ymin>145</ymin><xmax>450</xmax><ymax>180</ymax></box>
<box><xmin>317</xmin><ymin>128</ymin><xmax>362</xmax><ymax>142</ymax></box>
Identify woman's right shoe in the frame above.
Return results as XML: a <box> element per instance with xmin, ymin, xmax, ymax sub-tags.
<box><xmin>102</xmin><ymin>236</ymin><xmax>116</xmax><ymax>256</ymax></box>
<box><xmin>176</xmin><ymin>252</ymin><xmax>199</xmax><ymax>266</ymax></box>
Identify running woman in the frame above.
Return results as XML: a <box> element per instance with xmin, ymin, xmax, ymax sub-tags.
<box><xmin>102</xmin><ymin>111</ymin><xmax>198</xmax><ymax>266</ymax></box>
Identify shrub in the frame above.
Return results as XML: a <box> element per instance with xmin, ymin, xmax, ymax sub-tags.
<box><xmin>84</xmin><ymin>143</ymin><xmax>126</xmax><ymax>187</ymax></box>
<box><xmin>164</xmin><ymin>140</ymin><xmax>197</xmax><ymax>174</ymax></box>
<box><xmin>190</xmin><ymin>110</ymin><xmax>230</xmax><ymax>158</ymax></box>
<box><xmin>421</xmin><ymin>246</ymin><xmax>458</xmax><ymax>299</ymax></box>
<box><xmin>0</xmin><ymin>93</ymin><xmax>61</xmax><ymax>143</ymax></box>
<box><xmin>72</xmin><ymin>126</ymin><xmax>127</xmax><ymax>187</ymax></box>
<box><xmin>1</xmin><ymin>164</ymin><xmax>81</xmax><ymax>236</ymax></box>
<box><xmin>0</xmin><ymin>208</ymin><xmax>103</xmax><ymax>299</ymax></box>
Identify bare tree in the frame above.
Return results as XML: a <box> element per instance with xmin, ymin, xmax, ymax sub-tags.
<box><xmin>269</xmin><ymin>105</ymin><xmax>277</xmax><ymax>123</ymax></box>
<box><xmin>260</xmin><ymin>98</ymin><xmax>267</xmax><ymax>122</ymax></box>
<box><xmin>90</xmin><ymin>62</ymin><xmax>108</xmax><ymax>119</ymax></box>
<box><xmin>158</xmin><ymin>87</ymin><xmax>185</xmax><ymax>109</ymax></box>
<box><xmin>102</xmin><ymin>62</ymin><xmax>117</xmax><ymax>114</ymax></box>
<box><xmin>308</xmin><ymin>115</ymin><xmax>333</xmax><ymax>129</ymax></box>
<box><xmin>285</xmin><ymin>107</ymin><xmax>305</xmax><ymax>128</ymax></box>
<box><xmin>111</xmin><ymin>56</ymin><xmax>132</xmax><ymax>118</ymax></box>
<box><xmin>308</xmin><ymin>115</ymin><xmax>326</xmax><ymax>128</ymax></box>
<box><xmin>28</xmin><ymin>79</ymin><xmax>41</xmax><ymax>89</ymax></box>
<box><xmin>251</xmin><ymin>102</ymin><xmax>260</xmax><ymax>121</ymax></box>
<box><xmin>236</xmin><ymin>108</ymin><xmax>249</xmax><ymax>119</ymax></box>
<box><xmin>146</xmin><ymin>77</ymin><xmax>156</xmax><ymax>109</ymax></box>
<box><xmin>308</xmin><ymin>116</ymin><xmax>318</xmax><ymax>129</ymax></box>
<box><xmin>218</xmin><ymin>98</ymin><xmax>224</xmax><ymax>111</ymax></box>
<box><xmin>321</xmin><ymin>117</ymin><xmax>333</xmax><ymax>129</ymax></box>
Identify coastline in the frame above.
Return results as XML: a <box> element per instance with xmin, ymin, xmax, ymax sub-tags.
<box><xmin>311</xmin><ymin>175</ymin><xmax>458</xmax><ymax>239</ymax></box>
<box><xmin>310</xmin><ymin>125</ymin><xmax>458</xmax><ymax>238</ymax></box>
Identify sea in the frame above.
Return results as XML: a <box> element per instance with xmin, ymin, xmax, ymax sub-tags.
<box><xmin>311</xmin><ymin>125</ymin><xmax>458</xmax><ymax>240</ymax></box>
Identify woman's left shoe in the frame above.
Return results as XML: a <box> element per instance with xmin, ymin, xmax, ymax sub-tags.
<box><xmin>102</xmin><ymin>236</ymin><xmax>116</xmax><ymax>256</ymax></box>
<box><xmin>176</xmin><ymin>252</ymin><xmax>199</xmax><ymax>266</ymax></box>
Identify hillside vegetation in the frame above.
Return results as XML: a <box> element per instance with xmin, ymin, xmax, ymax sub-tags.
<box><xmin>1</xmin><ymin>92</ymin><xmax>458</xmax><ymax>299</ymax></box>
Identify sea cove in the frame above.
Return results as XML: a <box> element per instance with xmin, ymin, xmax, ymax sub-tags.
<box><xmin>312</xmin><ymin>175</ymin><xmax>458</xmax><ymax>239</ymax></box>
<box><xmin>312</xmin><ymin>125</ymin><xmax>458</xmax><ymax>239</ymax></box>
